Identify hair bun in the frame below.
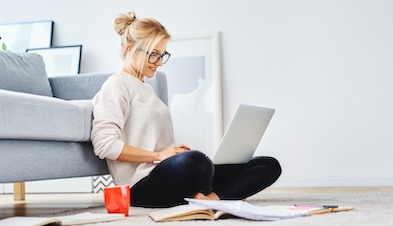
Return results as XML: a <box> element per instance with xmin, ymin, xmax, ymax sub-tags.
<box><xmin>113</xmin><ymin>11</ymin><xmax>137</xmax><ymax>36</ymax></box>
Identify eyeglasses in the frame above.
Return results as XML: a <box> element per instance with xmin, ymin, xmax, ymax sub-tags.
<box><xmin>139</xmin><ymin>48</ymin><xmax>171</xmax><ymax>64</ymax></box>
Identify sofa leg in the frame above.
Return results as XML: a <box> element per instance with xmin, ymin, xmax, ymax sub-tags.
<box><xmin>14</xmin><ymin>182</ymin><xmax>26</xmax><ymax>201</ymax></box>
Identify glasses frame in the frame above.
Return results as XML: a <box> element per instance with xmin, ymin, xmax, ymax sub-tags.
<box><xmin>139</xmin><ymin>48</ymin><xmax>171</xmax><ymax>64</ymax></box>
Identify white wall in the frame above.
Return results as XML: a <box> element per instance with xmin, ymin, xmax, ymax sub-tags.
<box><xmin>1</xmin><ymin>0</ymin><xmax>392</xmax><ymax>187</ymax></box>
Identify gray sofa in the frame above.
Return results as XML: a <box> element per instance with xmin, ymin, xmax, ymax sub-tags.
<box><xmin>0</xmin><ymin>51</ymin><xmax>168</xmax><ymax>200</ymax></box>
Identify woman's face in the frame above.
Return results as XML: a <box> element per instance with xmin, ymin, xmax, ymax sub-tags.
<box><xmin>133</xmin><ymin>39</ymin><xmax>169</xmax><ymax>78</ymax></box>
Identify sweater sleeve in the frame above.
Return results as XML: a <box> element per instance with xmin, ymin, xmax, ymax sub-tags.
<box><xmin>91</xmin><ymin>77</ymin><xmax>130</xmax><ymax>160</ymax></box>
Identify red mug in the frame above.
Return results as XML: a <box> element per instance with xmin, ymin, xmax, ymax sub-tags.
<box><xmin>103</xmin><ymin>185</ymin><xmax>130</xmax><ymax>216</ymax></box>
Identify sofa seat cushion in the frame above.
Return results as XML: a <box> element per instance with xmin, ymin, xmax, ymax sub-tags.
<box><xmin>0</xmin><ymin>51</ymin><xmax>52</xmax><ymax>97</ymax></box>
<box><xmin>0</xmin><ymin>89</ymin><xmax>93</xmax><ymax>142</ymax></box>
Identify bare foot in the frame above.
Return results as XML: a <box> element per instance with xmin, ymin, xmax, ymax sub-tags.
<box><xmin>194</xmin><ymin>192</ymin><xmax>207</xmax><ymax>199</ymax></box>
<box><xmin>193</xmin><ymin>192</ymin><xmax>220</xmax><ymax>200</ymax></box>
<box><xmin>207</xmin><ymin>192</ymin><xmax>220</xmax><ymax>200</ymax></box>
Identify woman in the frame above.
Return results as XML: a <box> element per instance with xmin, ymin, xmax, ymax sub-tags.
<box><xmin>91</xmin><ymin>11</ymin><xmax>281</xmax><ymax>208</ymax></box>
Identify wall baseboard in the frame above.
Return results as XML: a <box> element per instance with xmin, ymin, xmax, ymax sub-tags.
<box><xmin>2</xmin><ymin>177</ymin><xmax>392</xmax><ymax>194</ymax></box>
<box><xmin>272</xmin><ymin>178</ymin><xmax>393</xmax><ymax>188</ymax></box>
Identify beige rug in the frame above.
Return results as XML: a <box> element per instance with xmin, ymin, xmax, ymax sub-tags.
<box><xmin>47</xmin><ymin>191</ymin><xmax>393</xmax><ymax>226</ymax></box>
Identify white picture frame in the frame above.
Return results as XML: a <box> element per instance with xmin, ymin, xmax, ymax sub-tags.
<box><xmin>27</xmin><ymin>45</ymin><xmax>82</xmax><ymax>77</ymax></box>
<box><xmin>160</xmin><ymin>32</ymin><xmax>223</xmax><ymax>158</ymax></box>
<box><xmin>0</xmin><ymin>20</ymin><xmax>53</xmax><ymax>53</ymax></box>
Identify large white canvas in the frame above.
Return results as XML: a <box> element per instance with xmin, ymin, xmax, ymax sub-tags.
<box><xmin>160</xmin><ymin>32</ymin><xmax>223</xmax><ymax>158</ymax></box>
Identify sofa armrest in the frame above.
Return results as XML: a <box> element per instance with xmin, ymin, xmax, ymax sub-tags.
<box><xmin>49</xmin><ymin>73</ymin><xmax>112</xmax><ymax>100</ymax></box>
<box><xmin>0</xmin><ymin>89</ymin><xmax>90</xmax><ymax>141</ymax></box>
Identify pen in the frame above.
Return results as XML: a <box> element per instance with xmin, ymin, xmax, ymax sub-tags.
<box><xmin>294</xmin><ymin>204</ymin><xmax>339</xmax><ymax>208</ymax></box>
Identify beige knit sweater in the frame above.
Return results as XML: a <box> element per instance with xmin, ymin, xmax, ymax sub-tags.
<box><xmin>91</xmin><ymin>71</ymin><xmax>175</xmax><ymax>187</ymax></box>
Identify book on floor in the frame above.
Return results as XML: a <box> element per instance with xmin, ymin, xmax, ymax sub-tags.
<box><xmin>148</xmin><ymin>198</ymin><xmax>353</xmax><ymax>222</ymax></box>
<box><xmin>0</xmin><ymin>212</ymin><xmax>125</xmax><ymax>226</ymax></box>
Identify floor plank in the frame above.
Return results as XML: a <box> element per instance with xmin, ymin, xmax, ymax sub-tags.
<box><xmin>0</xmin><ymin>193</ymin><xmax>104</xmax><ymax>219</ymax></box>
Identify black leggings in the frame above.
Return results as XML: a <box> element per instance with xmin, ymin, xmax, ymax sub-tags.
<box><xmin>131</xmin><ymin>150</ymin><xmax>281</xmax><ymax>207</ymax></box>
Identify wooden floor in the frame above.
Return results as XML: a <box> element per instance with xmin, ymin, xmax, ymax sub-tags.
<box><xmin>1</xmin><ymin>186</ymin><xmax>393</xmax><ymax>220</ymax></box>
<box><xmin>0</xmin><ymin>193</ymin><xmax>104</xmax><ymax>220</ymax></box>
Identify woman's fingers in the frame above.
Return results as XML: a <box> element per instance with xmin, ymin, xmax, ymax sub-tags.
<box><xmin>177</xmin><ymin>144</ymin><xmax>191</xmax><ymax>150</ymax></box>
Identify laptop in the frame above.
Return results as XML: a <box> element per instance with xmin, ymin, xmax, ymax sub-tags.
<box><xmin>212</xmin><ymin>104</ymin><xmax>275</xmax><ymax>165</ymax></box>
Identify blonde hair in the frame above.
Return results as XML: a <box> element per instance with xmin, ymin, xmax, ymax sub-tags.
<box><xmin>113</xmin><ymin>11</ymin><xmax>171</xmax><ymax>75</ymax></box>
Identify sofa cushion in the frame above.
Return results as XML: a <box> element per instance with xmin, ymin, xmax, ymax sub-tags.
<box><xmin>0</xmin><ymin>51</ymin><xmax>52</xmax><ymax>97</ymax></box>
<box><xmin>0</xmin><ymin>89</ymin><xmax>92</xmax><ymax>142</ymax></box>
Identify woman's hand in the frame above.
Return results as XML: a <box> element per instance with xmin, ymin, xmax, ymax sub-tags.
<box><xmin>158</xmin><ymin>144</ymin><xmax>191</xmax><ymax>161</ymax></box>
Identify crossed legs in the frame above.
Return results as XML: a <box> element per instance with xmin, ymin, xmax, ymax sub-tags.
<box><xmin>131</xmin><ymin>150</ymin><xmax>281</xmax><ymax>207</ymax></box>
